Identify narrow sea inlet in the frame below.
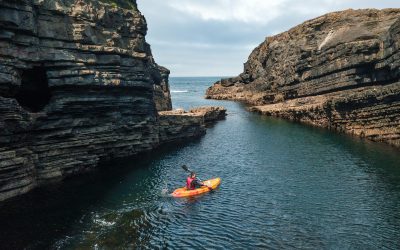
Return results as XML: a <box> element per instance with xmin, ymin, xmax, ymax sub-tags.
<box><xmin>1</xmin><ymin>77</ymin><xmax>400</xmax><ymax>249</ymax></box>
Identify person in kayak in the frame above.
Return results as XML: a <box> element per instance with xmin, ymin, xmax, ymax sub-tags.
<box><xmin>186</xmin><ymin>172</ymin><xmax>206</xmax><ymax>190</ymax></box>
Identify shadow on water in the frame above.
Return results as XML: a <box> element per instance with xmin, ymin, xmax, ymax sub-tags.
<box><xmin>0</xmin><ymin>137</ymin><xmax>203</xmax><ymax>249</ymax></box>
<box><xmin>259</xmin><ymin>115</ymin><xmax>400</xmax><ymax>168</ymax></box>
<box><xmin>256</xmin><ymin>114</ymin><xmax>400</xmax><ymax>183</ymax></box>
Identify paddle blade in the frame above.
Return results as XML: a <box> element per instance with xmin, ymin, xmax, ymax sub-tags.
<box><xmin>181</xmin><ymin>165</ymin><xmax>189</xmax><ymax>172</ymax></box>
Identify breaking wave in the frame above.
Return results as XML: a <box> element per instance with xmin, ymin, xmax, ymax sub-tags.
<box><xmin>171</xmin><ymin>90</ymin><xmax>189</xmax><ymax>93</ymax></box>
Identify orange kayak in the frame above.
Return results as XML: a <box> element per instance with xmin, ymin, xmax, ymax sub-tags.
<box><xmin>171</xmin><ymin>177</ymin><xmax>221</xmax><ymax>198</ymax></box>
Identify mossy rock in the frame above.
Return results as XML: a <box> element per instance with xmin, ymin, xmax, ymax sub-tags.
<box><xmin>98</xmin><ymin>0</ymin><xmax>137</xmax><ymax>10</ymax></box>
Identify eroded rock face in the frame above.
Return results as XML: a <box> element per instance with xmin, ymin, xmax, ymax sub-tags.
<box><xmin>206</xmin><ymin>9</ymin><xmax>400</xmax><ymax>147</ymax></box>
<box><xmin>158</xmin><ymin>106</ymin><xmax>227</xmax><ymax>143</ymax></box>
<box><xmin>0</xmin><ymin>0</ymin><xmax>175</xmax><ymax>201</ymax></box>
<box><xmin>153</xmin><ymin>65</ymin><xmax>172</xmax><ymax>111</ymax></box>
<box><xmin>189</xmin><ymin>106</ymin><xmax>227</xmax><ymax>123</ymax></box>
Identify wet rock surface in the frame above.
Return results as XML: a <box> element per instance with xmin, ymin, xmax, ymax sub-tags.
<box><xmin>206</xmin><ymin>9</ymin><xmax>400</xmax><ymax>148</ymax></box>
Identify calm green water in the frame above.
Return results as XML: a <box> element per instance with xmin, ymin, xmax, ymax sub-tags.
<box><xmin>1</xmin><ymin>77</ymin><xmax>400</xmax><ymax>249</ymax></box>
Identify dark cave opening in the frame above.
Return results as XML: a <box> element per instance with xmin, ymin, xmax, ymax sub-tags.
<box><xmin>15</xmin><ymin>66</ymin><xmax>51</xmax><ymax>112</ymax></box>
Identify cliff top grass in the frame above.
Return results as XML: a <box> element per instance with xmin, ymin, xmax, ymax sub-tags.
<box><xmin>98</xmin><ymin>0</ymin><xmax>137</xmax><ymax>10</ymax></box>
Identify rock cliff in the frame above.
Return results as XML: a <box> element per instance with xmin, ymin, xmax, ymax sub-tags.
<box><xmin>206</xmin><ymin>9</ymin><xmax>400</xmax><ymax>147</ymax></box>
<box><xmin>0</xmin><ymin>0</ymin><xmax>213</xmax><ymax>201</ymax></box>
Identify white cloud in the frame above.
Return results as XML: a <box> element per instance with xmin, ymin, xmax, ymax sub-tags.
<box><xmin>150</xmin><ymin>40</ymin><xmax>257</xmax><ymax>50</ymax></box>
<box><xmin>167</xmin><ymin>0</ymin><xmax>398</xmax><ymax>24</ymax></box>
<box><xmin>168</xmin><ymin>0</ymin><xmax>287</xmax><ymax>24</ymax></box>
<box><xmin>138</xmin><ymin>0</ymin><xmax>400</xmax><ymax>76</ymax></box>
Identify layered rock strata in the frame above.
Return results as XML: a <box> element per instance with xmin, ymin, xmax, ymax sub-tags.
<box><xmin>153</xmin><ymin>66</ymin><xmax>172</xmax><ymax>111</ymax></box>
<box><xmin>189</xmin><ymin>106</ymin><xmax>227</xmax><ymax>123</ymax></box>
<box><xmin>206</xmin><ymin>9</ymin><xmax>400</xmax><ymax>147</ymax></box>
<box><xmin>0</xmin><ymin>0</ymin><xmax>219</xmax><ymax>201</ymax></box>
<box><xmin>158</xmin><ymin>107</ymin><xmax>227</xmax><ymax>143</ymax></box>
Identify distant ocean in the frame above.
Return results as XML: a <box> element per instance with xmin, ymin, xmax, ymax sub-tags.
<box><xmin>169</xmin><ymin>76</ymin><xmax>229</xmax><ymax>110</ymax></box>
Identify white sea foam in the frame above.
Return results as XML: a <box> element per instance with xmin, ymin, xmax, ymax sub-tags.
<box><xmin>94</xmin><ymin>218</ymin><xmax>116</xmax><ymax>227</ymax></box>
<box><xmin>171</xmin><ymin>90</ymin><xmax>189</xmax><ymax>93</ymax></box>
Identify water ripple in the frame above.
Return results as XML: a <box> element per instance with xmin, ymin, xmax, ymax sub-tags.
<box><xmin>1</xmin><ymin>77</ymin><xmax>400</xmax><ymax>249</ymax></box>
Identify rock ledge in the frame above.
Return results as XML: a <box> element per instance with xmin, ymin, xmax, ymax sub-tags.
<box><xmin>158</xmin><ymin>106</ymin><xmax>227</xmax><ymax>144</ymax></box>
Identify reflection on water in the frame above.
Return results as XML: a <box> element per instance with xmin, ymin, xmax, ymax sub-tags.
<box><xmin>0</xmin><ymin>77</ymin><xmax>399</xmax><ymax>249</ymax></box>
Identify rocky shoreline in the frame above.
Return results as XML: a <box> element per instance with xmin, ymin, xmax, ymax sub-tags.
<box><xmin>0</xmin><ymin>0</ymin><xmax>225</xmax><ymax>201</ymax></box>
<box><xmin>206</xmin><ymin>9</ymin><xmax>400</xmax><ymax>148</ymax></box>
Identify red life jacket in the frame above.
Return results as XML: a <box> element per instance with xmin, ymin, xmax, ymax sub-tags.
<box><xmin>186</xmin><ymin>177</ymin><xmax>195</xmax><ymax>190</ymax></box>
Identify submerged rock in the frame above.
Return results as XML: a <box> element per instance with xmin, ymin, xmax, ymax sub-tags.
<box><xmin>206</xmin><ymin>9</ymin><xmax>400</xmax><ymax>148</ymax></box>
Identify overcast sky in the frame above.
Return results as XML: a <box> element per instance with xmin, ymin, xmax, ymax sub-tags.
<box><xmin>138</xmin><ymin>0</ymin><xmax>399</xmax><ymax>77</ymax></box>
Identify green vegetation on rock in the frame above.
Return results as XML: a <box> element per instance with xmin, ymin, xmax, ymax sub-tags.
<box><xmin>98</xmin><ymin>0</ymin><xmax>137</xmax><ymax>10</ymax></box>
